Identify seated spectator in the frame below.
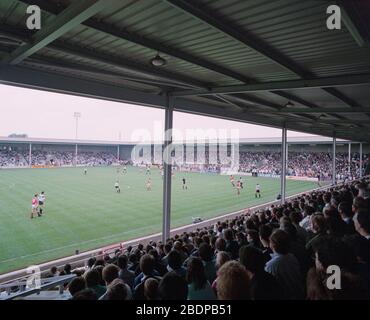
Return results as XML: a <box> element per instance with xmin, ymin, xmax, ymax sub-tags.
<box><xmin>198</xmin><ymin>243</ymin><xmax>217</xmax><ymax>283</ymax></box>
<box><xmin>265</xmin><ymin>230</ymin><xmax>304</xmax><ymax>300</ymax></box>
<box><xmin>68</xmin><ymin>277</ymin><xmax>86</xmax><ymax>298</ymax></box>
<box><xmin>85</xmin><ymin>269</ymin><xmax>106</xmax><ymax>298</ymax></box>
<box><xmin>100</xmin><ymin>264</ymin><xmax>132</xmax><ymax>300</ymax></box>
<box><xmin>216</xmin><ymin>261</ymin><xmax>250</xmax><ymax>300</ymax></box>
<box><xmin>117</xmin><ymin>254</ymin><xmax>135</xmax><ymax>289</ymax></box>
<box><xmin>186</xmin><ymin>257</ymin><xmax>216</xmax><ymax>300</ymax></box>
<box><xmin>148</xmin><ymin>249</ymin><xmax>167</xmax><ymax>276</ymax></box>
<box><xmin>259</xmin><ymin>224</ymin><xmax>273</xmax><ymax>263</ymax></box>
<box><xmin>104</xmin><ymin>278</ymin><xmax>129</xmax><ymax>300</ymax></box>
<box><xmin>338</xmin><ymin>201</ymin><xmax>356</xmax><ymax>234</ymax></box>
<box><xmin>354</xmin><ymin>208</ymin><xmax>370</xmax><ymax>240</ymax></box>
<box><xmin>71</xmin><ymin>288</ymin><xmax>98</xmax><ymax>300</ymax></box>
<box><xmin>158</xmin><ymin>272</ymin><xmax>188</xmax><ymax>300</ymax></box>
<box><xmin>167</xmin><ymin>250</ymin><xmax>186</xmax><ymax>278</ymax></box>
<box><xmin>134</xmin><ymin>254</ymin><xmax>160</xmax><ymax>288</ymax></box>
<box><xmin>224</xmin><ymin>229</ymin><xmax>239</xmax><ymax>259</ymax></box>
<box><xmin>306</xmin><ymin>214</ymin><xmax>329</xmax><ymax>255</ymax></box>
<box><xmin>239</xmin><ymin>245</ymin><xmax>282</xmax><ymax>300</ymax></box>
<box><xmin>212</xmin><ymin>251</ymin><xmax>231</xmax><ymax>294</ymax></box>
<box><xmin>46</xmin><ymin>266</ymin><xmax>58</xmax><ymax>278</ymax></box>
<box><xmin>144</xmin><ymin>278</ymin><xmax>159</xmax><ymax>300</ymax></box>
<box><xmin>133</xmin><ymin>254</ymin><xmax>161</xmax><ymax>300</ymax></box>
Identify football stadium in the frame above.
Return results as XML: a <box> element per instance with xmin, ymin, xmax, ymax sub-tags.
<box><xmin>0</xmin><ymin>0</ymin><xmax>370</xmax><ymax>304</ymax></box>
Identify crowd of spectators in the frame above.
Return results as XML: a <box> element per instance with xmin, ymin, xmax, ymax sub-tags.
<box><xmin>1</xmin><ymin>148</ymin><xmax>368</xmax><ymax>180</ymax></box>
<box><xmin>40</xmin><ymin>177</ymin><xmax>370</xmax><ymax>300</ymax></box>
<box><xmin>0</xmin><ymin>149</ymin><xmax>120</xmax><ymax>167</ymax></box>
<box><xmin>238</xmin><ymin>151</ymin><xmax>367</xmax><ymax>179</ymax></box>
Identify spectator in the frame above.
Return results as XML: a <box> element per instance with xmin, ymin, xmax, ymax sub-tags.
<box><xmin>265</xmin><ymin>230</ymin><xmax>304</xmax><ymax>300</ymax></box>
<box><xmin>117</xmin><ymin>254</ymin><xmax>135</xmax><ymax>289</ymax></box>
<box><xmin>216</xmin><ymin>261</ymin><xmax>250</xmax><ymax>300</ymax></box>
<box><xmin>68</xmin><ymin>277</ymin><xmax>86</xmax><ymax>298</ymax></box>
<box><xmin>239</xmin><ymin>245</ymin><xmax>282</xmax><ymax>300</ymax></box>
<box><xmin>85</xmin><ymin>269</ymin><xmax>106</xmax><ymax>298</ymax></box>
<box><xmin>186</xmin><ymin>257</ymin><xmax>216</xmax><ymax>300</ymax></box>
<box><xmin>158</xmin><ymin>272</ymin><xmax>188</xmax><ymax>300</ymax></box>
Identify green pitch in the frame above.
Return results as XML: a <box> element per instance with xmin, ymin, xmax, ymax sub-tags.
<box><xmin>0</xmin><ymin>166</ymin><xmax>319</xmax><ymax>274</ymax></box>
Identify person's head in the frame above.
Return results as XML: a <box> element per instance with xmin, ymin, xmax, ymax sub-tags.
<box><xmin>64</xmin><ymin>264</ymin><xmax>72</xmax><ymax>274</ymax></box>
<box><xmin>215</xmin><ymin>238</ymin><xmax>226</xmax><ymax>252</ymax></box>
<box><xmin>311</xmin><ymin>214</ymin><xmax>327</xmax><ymax>234</ymax></box>
<box><xmin>144</xmin><ymin>278</ymin><xmax>159</xmax><ymax>300</ymax></box>
<box><xmin>71</xmin><ymin>288</ymin><xmax>98</xmax><ymax>300</ymax></box>
<box><xmin>352</xmin><ymin>197</ymin><xmax>366</xmax><ymax>214</ymax></box>
<box><xmin>139</xmin><ymin>254</ymin><xmax>155</xmax><ymax>276</ymax></box>
<box><xmin>223</xmin><ymin>229</ymin><xmax>234</xmax><ymax>241</ymax></box>
<box><xmin>87</xmin><ymin>257</ymin><xmax>96</xmax><ymax>269</ymax></box>
<box><xmin>102</xmin><ymin>264</ymin><xmax>119</xmax><ymax>285</ymax></box>
<box><xmin>158</xmin><ymin>272</ymin><xmax>188</xmax><ymax>300</ymax></box>
<box><xmin>246</xmin><ymin>229</ymin><xmax>260</xmax><ymax>245</ymax></box>
<box><xmin>167</xmin><ymin>250</ymin><xmax>182</xmax><ymax>270</ymax></box>
<box><xmin>259</xmin><ymin>224</ymin><xmax>272</xmax><ymax>248</ymax></box>
<box><xmin>289</xmin><ymin>211</ymin><xmax>302</xmax><ymax>225</ymax></box>
<box><xmin>105</xmin><ymin>278</ymin><xmax>128</xmax><ymax>300</ymax></box>
<box><xmin>50</xmin><ymin>266</ymin><xmax>57</xmax><ymax>275</ymax></box>
<box><xmin>269</xmin><ymin>229</ymin><xmax>290</xmax><ymax>255</ymax></box>
<box><xmin>239</xmin><ymin>245</ymin><xmax>266</xmax><ymax>275</ymax></box>
<box><xmin>215</xmin><ymin>251</ymin><xmax>231</xmax><ymax>270</ymax></box>
<box><xmin>338</xmin><ymin>202</ymin><xmax>352</xmax><ymax>219</ymax></box>
<box><xmin>354</xmin><ymin>209</ymin><xmax>370</xmax><ymax>237</ymax></box>
<box><xmin>186</xmin><ymin>257</ymin><xmax>207</xmax><ymax>290</ymax></box>
<box><xmin>280</xmin><ymin>221</ymin><xmax>298</xmax><ymax>241</ymax></box>
<box><xmin>117</xmin><ymin>254</ymin><xmax>128</xmax><ymax>270</ymax></box>
<box><xmin>84</xmin><ymin>269</ymin><xmax>102</xmax><ymax>288</ymax></box>
<box><xmin>216</xmin><ymin>261</ymin><xmax>251</xmax><ymax>300</ymax></box>
<box><xmin>198</xmin><ymin>243</ymin><xmax>214</xmax><ymax>262</ymax></box>
<box><xmin>68</xmin><ymin>277</ymin><xmax>86</xmax><ymax>296</ymax></box>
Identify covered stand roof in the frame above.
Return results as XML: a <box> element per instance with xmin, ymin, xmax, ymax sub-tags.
<box><xmin>0</xmin><ymin>0</ymin><xmax>370</xmax><ymax>141</ymax></box>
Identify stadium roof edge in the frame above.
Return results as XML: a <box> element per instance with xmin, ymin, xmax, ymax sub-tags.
<box><xmin>0</xmin><ymin>136</ymin><xmax>351</xmax><ymax>146</ymax></box>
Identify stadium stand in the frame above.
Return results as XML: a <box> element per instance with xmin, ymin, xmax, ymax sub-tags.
<box><xmin>1</xmin><ymin>148</ymin><xmax>368</xmax><ymax>181</ymax></box>
<box><xmin>1</xmin><ymin>0</ymin><xmax>370</xmax><ymax>303</ymax></box>
<box><xmin>1</xmin><ymin>176</ymin><xmax>369</xmax><ymax>300</ymax></box>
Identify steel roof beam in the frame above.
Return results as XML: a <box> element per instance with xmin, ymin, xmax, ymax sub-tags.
<box><xmin>337</xmin><ymin>0</ymin><xmax>366</xmax><ymax>47</ymax></box>
<box><xmin>171</xmin><ymin>73</ymin><xmax>370</xmax><ymax>96</ymax></box>
<box><xmin>2</xmin><ymin>0</ymin><xmax>110</xmax><ymax>65</ymax></box>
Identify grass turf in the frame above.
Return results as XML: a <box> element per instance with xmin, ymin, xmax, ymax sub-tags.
<box><xmin>0</xmin><ymin>166</ymin><xmax>319</xmax><ymax>274</ymax></box>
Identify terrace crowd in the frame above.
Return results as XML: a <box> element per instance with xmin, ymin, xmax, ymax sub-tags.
<box><xmin>0</xmin><ymin>149</ymin><xmax>120</xmax><ymax>167</ymax></box>
<box><xmin>0</xmin><ymin>149</ymin><xmax>368</xmax><ymax>180</ymax></box>
<box><xmin>41</xmin><ymin>177</ymin><xmax>370</xmax><ymax>300</ymax></box>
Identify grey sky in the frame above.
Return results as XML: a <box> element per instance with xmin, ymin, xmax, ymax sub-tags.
<box><xmin>0</xmin><ymin>84</ymin><xmax>317</xmax><ymax>142</ymax></box>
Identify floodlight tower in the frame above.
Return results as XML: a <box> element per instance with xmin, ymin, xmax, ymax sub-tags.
<box><xmin>74</xmin><ymin>112</ymin><xmax>81</xmax><ymax>139</ymax></box>
<box><xmin>73</xmin><ymin>112</ymin><xmax>81</xmax><ymax>167</ymax></box>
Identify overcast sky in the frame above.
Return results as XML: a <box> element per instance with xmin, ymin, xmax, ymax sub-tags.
<box><xmin>0</xmin><ymin>84</ymin><xmax>317</xmax><ymax>142</ymax></box>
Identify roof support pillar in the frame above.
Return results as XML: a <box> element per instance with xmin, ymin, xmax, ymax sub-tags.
<box><xmin>162</xmin><ymin>94</ymin><xmax>173</xmax><ymax>244</ymax></box>
<box><xmin>280</xmin><ymin>125</ymin><xmax>287</xmax><ymax>203</ymax></box>
<box><xmin>332</xmin><ymin>135</ymin><xmax>337</xmax><ymax>185</ymax></box>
